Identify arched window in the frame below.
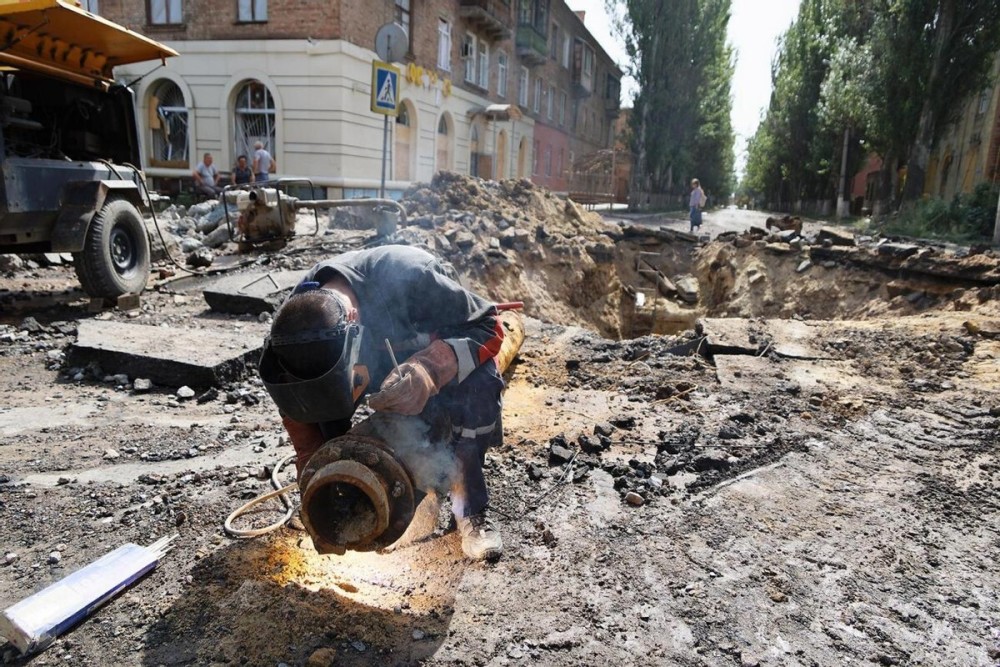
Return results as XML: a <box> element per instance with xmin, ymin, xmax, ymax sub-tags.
<box><xmin>148</xmin><ymin>80</ymin><xmax>188</xmax><ymax>167</ymax></box>
<box><xmin>394</xmin><ymin>99</ymin><xmax>415</xmax><ymax>181</ymax></box>
<box><xmin>436</xmin><ymin>113</ymin><xmax>453</xmax><ymax>171</ymax></box>
<box><xmin>233</xmin><ymin>80</ymin><xmax>276</xmax><ymax>162</ymax></box>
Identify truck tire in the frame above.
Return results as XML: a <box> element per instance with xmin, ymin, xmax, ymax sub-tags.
<box><xmin>73</xmin><ymin>198</ymin><xmax>151</xmax><ymax>298</ymax></box>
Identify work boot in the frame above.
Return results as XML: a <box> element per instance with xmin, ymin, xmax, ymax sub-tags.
<box><xmin>457</xmin><ymin>510</ymin><xmax>503</xmax><ymax>561</ymax></box>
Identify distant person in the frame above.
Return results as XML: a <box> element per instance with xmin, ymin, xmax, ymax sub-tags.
<box><xmin>689</xmin><ymin>178</ymin><xmax>706</xmax><ymax>233</ymax></box>
<box><xmin>193</xmin><ymin>152</ymin><xmax>223</xmax><ymax>197</ymax></box>
<box><xmin>231</xmin><ymin>154</ymin><xmax>254</xmax><ymax>186</ymax></box>
<box><xmin>252</xmin><ymin>141</ymin><xmax>275</xmax><ymax>183</ymax></box>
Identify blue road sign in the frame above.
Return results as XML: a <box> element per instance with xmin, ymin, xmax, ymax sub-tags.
<box><xmin>371</xmin><ymin>61</ymin><xmax>400</xmax><ymax>116</ymax></box>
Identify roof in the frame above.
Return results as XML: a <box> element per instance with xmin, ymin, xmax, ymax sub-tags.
<box><xmin>0</xmin><ymin>0</ymin><xmax>178</xmax><ymax>88</ymax></box>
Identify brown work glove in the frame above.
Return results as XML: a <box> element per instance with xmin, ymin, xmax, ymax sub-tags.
<box><xmin>369</xmin><ymin>339</ymin><xmax>458</xmax><ymax>415</ymax></box>
<box><xmin>282</xmin><ymin>415</ymin><xmax>325</xmax><ymax>477</ymax></box>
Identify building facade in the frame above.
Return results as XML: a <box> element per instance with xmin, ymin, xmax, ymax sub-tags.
<box><xmin>923</xmin><ymin>54</ymin><xmax>1000</xmax><ymax>201</ymax></box>
<box><xmin>88</xmin><ymin>0</ymin><xmax>620</xmax><ymax>198</ymax></box>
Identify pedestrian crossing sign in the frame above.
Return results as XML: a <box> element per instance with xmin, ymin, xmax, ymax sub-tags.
<box><xmin>371</xmin><ymin>61</ymin><xmax>400</xmax><ymax>116</ymax></box>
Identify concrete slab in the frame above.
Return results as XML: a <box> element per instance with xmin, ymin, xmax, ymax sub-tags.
<box><xmin>700</xmin><ymin>318</ymin><xmax>834</xmax><ymax>360</ymax></box>
<box><xmin>203</xmin><ymin>270</ymin><xmax>308</xmax><ymax>314</ymax></box>
<box><xmin>699</xmin><ymin>318</ymin><xmax>761</xmax><ymax>355</ymax></box>
<box><xmin>67</xmin><ymin>320</ymin><xmax>263</xmax><ymax>389</ymax></box>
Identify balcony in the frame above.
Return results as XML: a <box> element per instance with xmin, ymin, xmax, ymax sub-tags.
<box><xmin>459</xmin><ymin>0</ymin><xmax>512</xmax><ymax>41</ymax></box>
<box><xmin>516</xmin><ymin>24</ymin><xmax>547</xmax><ymax>66</ymax></box>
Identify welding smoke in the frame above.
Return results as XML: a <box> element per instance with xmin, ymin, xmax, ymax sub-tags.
<box><xmin>365</xmin><ymin>412</ymin><xmax>457</xmax><ymax>495</ymax></box>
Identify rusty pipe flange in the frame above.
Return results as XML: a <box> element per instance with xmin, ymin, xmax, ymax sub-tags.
<box><xmin>298</xmin><ymin>435</ymin><xmax>416</xmax><ymax>555</ymax></box>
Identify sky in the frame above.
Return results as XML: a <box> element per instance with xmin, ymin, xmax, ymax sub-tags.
<box><xmin>566</xmin><ymin>0</ymin><xmax>802</xmax><ymax>177</ymax></box>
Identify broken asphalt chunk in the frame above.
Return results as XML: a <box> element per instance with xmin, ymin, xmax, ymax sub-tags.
<box><xmin>68</xmin><ymin>321</ymin><xmax>262</xmax><ymax>390</ymax></box>
<box><xmin>202</xmin><ymin>270</ymin><xmax>308</xmax><ymax>315</ymax></box>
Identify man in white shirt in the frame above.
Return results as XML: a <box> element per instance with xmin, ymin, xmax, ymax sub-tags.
<box><xmin>193</xmin><ymin>153</ymin><xmax>223</xmax><ymax>197</ymax></box>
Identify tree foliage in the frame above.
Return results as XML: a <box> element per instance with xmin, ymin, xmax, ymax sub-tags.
<box><xmin>609</xmin><ymin>0</ymin><xmax>735</xmax><ymax>200</ymax></box>
<box><xmin>743</xmin><ymin>0</ymin><xmax>1000</xmax><ymax>211</ymax></box>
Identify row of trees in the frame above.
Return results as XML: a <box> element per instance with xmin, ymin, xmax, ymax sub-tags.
<box><xmin>742</xmin><ymin>0</ymin><xmax>1000</xmax><ymax>214</ymax></box>
<box><xmin>608</xmin><ymin>0</ymin><xmax>736</xmax><ymax>203</ymax></box>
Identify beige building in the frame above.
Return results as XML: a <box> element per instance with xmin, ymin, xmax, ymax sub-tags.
<box><xmin>87</xmin><ymin>0</ymin><xmax>620</xmax><ymax>198</ymax></box>
<box><xmin>924</xmin><ymin>54</ymin><xmax>1000</xmax><ymax>200</ymax></box>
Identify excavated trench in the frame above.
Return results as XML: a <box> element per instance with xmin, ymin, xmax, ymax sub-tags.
<box><xmin>595</xmin><ymin>235</ymin><xmax>1000</xmax><ymax>340</ymax></box>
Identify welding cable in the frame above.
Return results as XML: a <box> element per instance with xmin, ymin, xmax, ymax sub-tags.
<box><xmin>121</xmin><ymin>161</ymin><xmax>254</xmax><ymax>280</ymax></box>
<box><xmin>223</xmin><ymin>453</ymin><xmax>300</xmax><ymax>538</ymax></box>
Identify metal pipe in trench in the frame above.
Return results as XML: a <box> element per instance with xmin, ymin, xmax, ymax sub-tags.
<box><xmin>298</xmin><ymin>310</ymin><xmax>525</xmax><ymax>555</ymax></box>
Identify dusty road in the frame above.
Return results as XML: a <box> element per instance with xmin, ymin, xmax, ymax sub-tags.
<box><xmin>2</xmin><ymin>184</ymin><xmax>1000</xmax><ymax>666</ymax></box>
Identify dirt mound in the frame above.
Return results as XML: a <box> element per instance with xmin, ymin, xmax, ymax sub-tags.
<box><xmin>397</xmin><ymin>172</ymin><xmax>626</xmax><ymax>337</ymax></box>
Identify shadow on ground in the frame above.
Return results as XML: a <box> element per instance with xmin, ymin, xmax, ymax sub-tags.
<box><xmin>141</xmin><ymin>530</ymin><xmax>463</xmax><ymax>666</ymax></box>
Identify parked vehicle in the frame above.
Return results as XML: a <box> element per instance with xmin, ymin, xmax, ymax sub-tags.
<box><xmin>0</xmin><ymin>0</ymin><xmax>177</xmax><ymax>298</ymax></box>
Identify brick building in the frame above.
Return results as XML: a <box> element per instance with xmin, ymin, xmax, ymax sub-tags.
<box><xmin>84</xmin><ymin>0</ymin><xmax>621</xmax><ymax>197</ymax></box>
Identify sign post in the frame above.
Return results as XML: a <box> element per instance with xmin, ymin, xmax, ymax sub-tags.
<box><xmin>370</xmin><ymin>60</ymin><xmax>400</xmax><ymax>199</ymax></box>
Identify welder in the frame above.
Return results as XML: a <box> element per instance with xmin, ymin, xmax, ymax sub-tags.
<box><xmin>258</xmin><ymin>245</ymin><xmax>505</xmax><ymax>561</ymax></box>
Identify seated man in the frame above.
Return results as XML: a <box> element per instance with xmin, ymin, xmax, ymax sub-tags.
<box><xmin>259</xmin><ymin>245</ymin><xmax>506</xmax><ymax>561</ymax></box>
<box><xmin>193</xmin><ymin>152</ymin><xmax>223</xmax><ymax>197</ymax></box>
<box><xmin>231</xmin><ymin>154</ymin><xmax>254</xmax><ymax>186</ymax></box>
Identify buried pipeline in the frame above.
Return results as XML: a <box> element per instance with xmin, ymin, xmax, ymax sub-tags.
<box><xmin>297</xmin><ymin>309</ymin><xmax>526</xmax><ymax>555</ymax></box>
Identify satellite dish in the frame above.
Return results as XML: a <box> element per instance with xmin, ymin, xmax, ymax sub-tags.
<box><xmin>375</xmin><ymin>23</ymin><xmax>408</xmax><ymax>63</ymax></box>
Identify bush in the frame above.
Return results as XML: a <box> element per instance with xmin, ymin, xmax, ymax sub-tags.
<box><xmin>885</xmin><ymin>183</ymin><xmax>998</xmax><ymax>241</ymax></box>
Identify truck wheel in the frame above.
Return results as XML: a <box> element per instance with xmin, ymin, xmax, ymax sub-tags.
<box><xmin>74</xmin><ymin>198</ymin><xmax>150</xmax><ymax>298</ymax></box>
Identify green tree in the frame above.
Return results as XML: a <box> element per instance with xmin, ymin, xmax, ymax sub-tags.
<box><xmin>741</xmin><ymin>0</ymin><xmax>844</xmax><ymax>209</ymax></box>
<box><xmin>609</xmin><ymin>0</ymin><xmax>735</xmax><ymax>202</ymax></box>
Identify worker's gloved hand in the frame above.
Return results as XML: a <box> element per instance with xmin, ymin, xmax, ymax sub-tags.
<box><xmin>282</xmin><ymin>415</ymin><xmax>325</xmax><ymax>477</ymax></box>
<box><xmin>369</xmin><ymin>339</ymin><xmax>458</xmax><ymax>415</ymax></box>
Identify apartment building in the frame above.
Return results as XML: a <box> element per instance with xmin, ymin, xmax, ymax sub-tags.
<box><xmin>89</xmin><ymin>0</ymin><xmax>620</xmax><ymax>197</ymax></box>
<box><xmin>923</xmin><ymin>54</ymin><xmax>1000</xmax><ymax>201</ymax></box>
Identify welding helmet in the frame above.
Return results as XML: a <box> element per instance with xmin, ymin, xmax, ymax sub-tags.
<box><xmin>259</xmin><ymin>284</ymin><xmax>370</xmax><ymax>423</ymax></box>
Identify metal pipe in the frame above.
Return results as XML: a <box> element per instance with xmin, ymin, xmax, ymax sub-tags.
<box><xmin>298</xmin><ymin>308</ymin><xmax>526</xmax><ymax>556</ymax></box>
<box><xmin>294</xmin><ymin>197</ymin><xmax>408</xmax><ymax>225</ymax></box>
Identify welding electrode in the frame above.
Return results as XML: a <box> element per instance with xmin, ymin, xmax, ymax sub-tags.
<box><xmin>385</xmin><ymin>338</ymin><xmax>403</xmax><ymax>380</ymax></box>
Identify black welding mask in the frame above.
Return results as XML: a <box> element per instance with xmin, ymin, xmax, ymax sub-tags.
<box><xmin>259</xmin><ymin>320</ymin><xmax>370</xmax><ymax>423</ymax></box>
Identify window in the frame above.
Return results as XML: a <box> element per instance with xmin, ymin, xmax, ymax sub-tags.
<box><xmin>463</xmin><ymin>34</ymin><xmax>476</xmax><ymax>82</ymax></box>
<box><xmin>497</xmin><ymin>51</ymin><xmax>508</xmax><ymax>98</ymax></box>
<box><xmin>80</xmin><ymin>0</ymin><xmax>98</xmax><ymax>12</ymax></box>
<box><xmin>533</xmin><ymin>78</ymin><xmax>541</xmax><ymax>113</ymax></box>
<box><xmin>520</xmin><ymin>0</ymin><xmax>548</xmax><ymax>32</ymax></box>
<box><xmin>547</xmin><ymin>84</ymin><xmax>554</xmax><ymax>119</ymax></box>
<box><xmin>149</xmin><ymin>80</ymin><xmax>188</xmax><ymax>167</ymax></box>
<box><xmin>550</xmin><ymin>23</ymin><xmax>559</xmax><ymax>59</ymax></box>
<box><xmin>237</xmin><ymin>0</ymin><xmax>267</xmax><ymax>22</ymax></box>
<box><xmin>557</xmin><ymin>149</ymin><xmax>563</xmax><ymax>176</ymax></box>
<box><xmin>518</xmin><ymin>67</ymin><xmax>529</xmax><ymax>107</ymax></box>
<box><xmin>559</xmin><ymin>91</ymin><xmax>566</xmax><ymax>125</ymax></box>
<box><xmin>562</xmin><ymin>35</ymin><xmax>570</xmax><ymax>68</ymax></box>
<box><xmin>583</xmin><ymin>47</ymin><xmax>594</xmax><ymax>76</ymax></box>
<box><xmin>477</xmin><ymin>41</ymin><xmax>489</xmax><ymax>88</ymax></box>
<box><xmin>532</xmin><ymin>140</ymin><xmax>540</xmax><ymax>175</ymax></box>
<box><xmin>233</xmin><ymin>80</ymin><xmax>276</xmax><ymax>166</ymax></box>
<box><xmin>438</xmin><ymin>19</ymin><xmax>452</xmax><ymax>71</ymax></box>
<box><xmin>395</xmin><ymin>0</ymin><xmax>411</xmax><ymax>37</ymax></box>
<box><xmin>149</xmin><ymin>0</ymin><xmax>182</xmax><ymax>24</ymax></box>
<box><xmin>544</xmin><ymin>145</ymin><xmax>551</xmax><ymax>177</ymax></box>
